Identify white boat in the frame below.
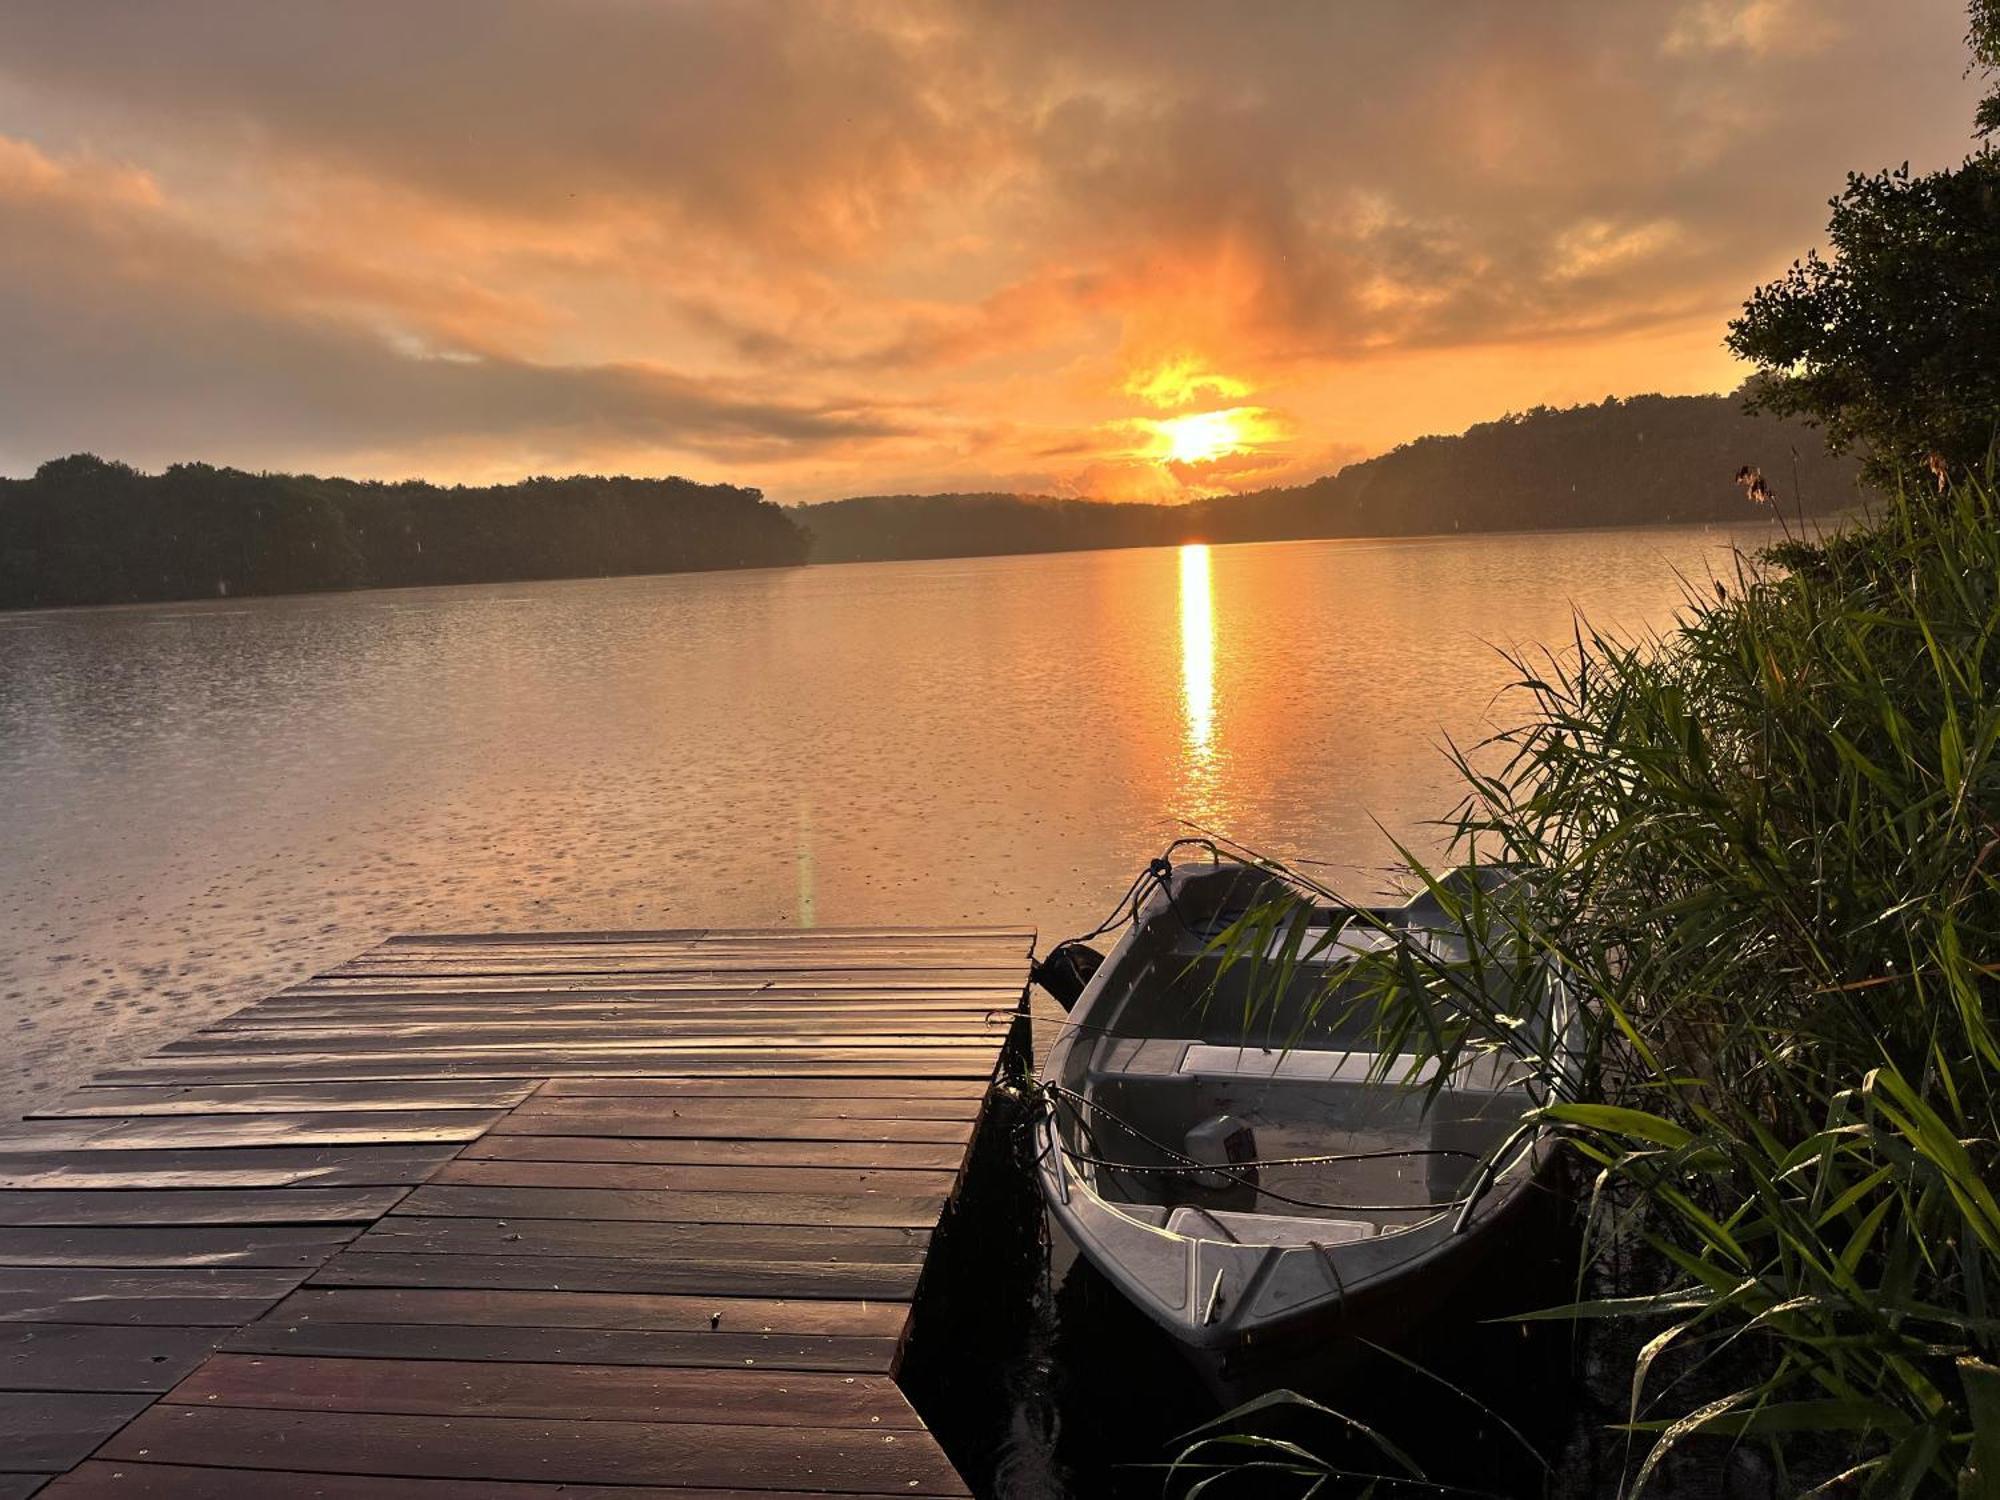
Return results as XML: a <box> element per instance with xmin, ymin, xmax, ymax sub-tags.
<box><xmin>1033</xmin><ymin>857</ymin><xmax>1576</xmax><ymax>1400</ymax></box>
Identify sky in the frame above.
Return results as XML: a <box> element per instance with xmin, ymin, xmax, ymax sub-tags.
<box><xmin>0</xmin><ymin>1</ymin><xmax>1986</xmax><ymax>503</ymax></box>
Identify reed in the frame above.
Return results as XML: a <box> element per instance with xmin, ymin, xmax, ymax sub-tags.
<box><xmin>1196</xmin><ymin>474</ymin><xmax>2000</xmax><ymax>1495</ymax></box>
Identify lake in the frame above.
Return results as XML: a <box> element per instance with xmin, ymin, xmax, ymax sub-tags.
<box><xmin>0</xmin><ymin>523</ymin><xmax>1773</xmax><ymax>1116</ymax></box>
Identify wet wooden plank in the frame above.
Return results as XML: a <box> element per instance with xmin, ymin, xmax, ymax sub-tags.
<box><xmin>384</xmin><ymin>927</ymin><xmax>1023</xmax><ymax>946</ymax></box>
<box><xmin>349</xmin><ymin>1217</ymin><xmax>929</xmax><ymax>1264</ymax></box>
<box><xmin>0</xmin><ymin>1324</ymin><xmax>221</xmax><ymax>1392</ymax></box>
<box><xmin>324</xmin><ymin>955</ymin><xmax>1020</xmax><ymax>976</ymax></box>
<box><xmin>0</xmin><ymin>1269</ymin><xmax>297</xmax><ymax>1326</ymax></box>
<box><xmin>41</xmin><ymin>1082</ymin><xmax>534</xmax><ymax>1117</ymax></box>
<box><xmin>0</xmin><ymin>1113</ymin><xmax>502</xmax><ymax>1152</ymax></box>
<box><xmin>312</xmin><ymin>1253</ymin><xmax>923</xmax><ymax>1301</ymax></box>
<box><xmin>328</xmin><ymin>954</ymin><xmax>1026</xmax><ymax>977</ymax></box>
<box><xmin>366</xmin><ymin>939</ymin><xmax>1022</xmax><ymax>958</ymax></box>
<box><xmin>0</xmin><ymin>1145</ymin><xmax>457</xmax><ymax>1190</ymax></box>
<box><xmin>506</xmin><ymin>1094</ymin><xmax>981</xmax><ymax>1122</ymax></box>
<box><xmin>485</xmin><ymin>1112</ymin><xmax>973</xmax><ymax>1144</ymax></box>
<box><xmin>384</xmin><ymin>927</ymin><xmax>712</xmax><ymax>944</ymax></box>
<box><xmin>166</xmin><ymin>1353</ymin><xmax>924</xmax><ymax>1427</ymax></box>
<box><xmin>47</xmin><ymin>1462</ymin><xmax>924</xmax><ymax>1498</ymax></box>
<box><xmin>0</xmin><ymin>1189</ymin><xmax>404</xmax><ymax>1228</ymax></box>
<box><xmin>393</xmin><ymin>1184</ymin><xmax>948</xmax><ymax>1230</ymax></box>
<box><xmin>159</xmin><ymin>1033</ymin><xmax>1001</xmax><ymax>1057</ymax></box>
<box><xmin>457</xmin><ymin>1135</ymin><xmax>968</xmax><ymax>1171</ymax></box>
<box><xmin>96</xmin><ymin>1405</ymin><xmax>971</xmax><ymax>1495</ymax></box>
<box><xmin>208</xmin><ymin>1012</ymin><xmax>1007</xmax><ymax>1037</ymax></box>
<box><xmin>221</xmin><ymin>1321</ymin><xmax>900</xmax><ymax>1373</ymax></box>
<box><xmin>0</xmin><ymin>1391</ymin><xmax>152</xmax><ymax>1472</ymax></box>
<box><xmin>210</xmin><ymin>1022</ymin><xmax>1003</xmax><ymax>1043</ymax></box>
<box><xmin>257</xmin><ymin>1286</ymin><xmax>907</xmax><ymax>1339</ymax></box>
<box><xmin>0</xmin><ymin>1226</ymin><xmax>357</xmax><ymax>1269</ymax></box>
<box><xmin>240</xmin><ymin>994</ymin><xmax>1011</xmax><ymax>1015</ymax></box>
<box><xmin>158</xmin><ymin>1040</ymin><xmax>1008</xmax><ymax>1064</ymax></box>
<box><xmin>95</xmin><ymin>1054</ymin><xmax>1003</xmax><ymax>1084</ymax></box>
<box><xmin>533</xmin><ymin>1076</ymin><xmax>987</xmax><ymax>1100</ymax></box>
<box><xmin>285</xmin><ymin>975</ymin><xmax>1022</xmax><ymax>996</ymax></box>
<box><xmin>430</xmin><ymin>1160</ymin><xmax>960</xmax><ymax>1196</ymax></box>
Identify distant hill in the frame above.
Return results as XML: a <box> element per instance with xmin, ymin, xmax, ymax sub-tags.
<box><xmin>0</xmin><ymin>455</ymin><xmax>811</xmax><ymax>610</ymax></box>
<box><xmin>798</xmin><ymin>393</ymin><xmax>1866</xmax><ymax>564</ymax></box>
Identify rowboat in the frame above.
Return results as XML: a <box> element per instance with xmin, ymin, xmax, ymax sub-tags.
<box><xmin>1032</xmin><ymin>856</ymin><xmax>1575</xmax><ymax>1401</ymax></box>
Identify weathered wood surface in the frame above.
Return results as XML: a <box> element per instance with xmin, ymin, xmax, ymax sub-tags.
<box><xmin>0</xmin><ymin>925</ymin><xmax>1029</xmax><ymax>1496</ymax></box>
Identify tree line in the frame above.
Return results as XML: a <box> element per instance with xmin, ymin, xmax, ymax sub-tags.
<box><xmin>798</xmin><ymin>390</ymin><xmax>1864</xmax><ymax>564</ymax></box>
<box><xmin>0</xmin><ymin>390</ymin><xmax>1871</xmax><ymax>609</ymax></box>
<box><xmin>0</xmin><ymin>456</ymin><xmax>810</xmax><ymax>609</ymax></box>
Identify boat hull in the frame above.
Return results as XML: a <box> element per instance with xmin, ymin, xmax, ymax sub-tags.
<box><xmin>1034</xmin><ymin>858</ymin><xmax>1579</xmax><ymax>1408</ymax></box>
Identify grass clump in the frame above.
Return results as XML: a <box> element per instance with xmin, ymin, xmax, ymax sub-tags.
<box><xmin>1210</xmin><ymin>475</ymin><xmax>2000</xmax><ymax>1495</ymax></box>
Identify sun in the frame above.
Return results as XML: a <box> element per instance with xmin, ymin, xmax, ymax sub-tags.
<box><xmin>1153</xmin><ymin>409</ymin><xmax>1246</xmax><ymax>466</ymax></box>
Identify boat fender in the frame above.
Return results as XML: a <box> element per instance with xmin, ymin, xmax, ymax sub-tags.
<box><xmin>1029</xmin><ymin>940</ymin><xmax>1105</xmax><ymax>1010</ymax></box>
<box><xmin>1185</xmin><ymin>1114</ymin><xmax>1260</xmax><ymax>1192</ymax></box>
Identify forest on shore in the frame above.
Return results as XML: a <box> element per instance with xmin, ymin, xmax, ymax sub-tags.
<box><xmin>799</xmin><ymin>390</ymin><xmax>1863</xmax><ymax>563</ymax></box>
<box><xmin>0</xmin><ymin>456</ymin><xmax>810</xmax><ymax>609</ymax></box>
<box><xmin>2</xmin><ymin>390</ymin><xmax>1865</xmax><ymax>609</ymax></box>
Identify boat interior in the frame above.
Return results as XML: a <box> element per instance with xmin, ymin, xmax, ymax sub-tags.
<box><xmin>1052</xmin><ymin>907</ymin><xmax>1544</xmax><ymax>1243</ymax></box>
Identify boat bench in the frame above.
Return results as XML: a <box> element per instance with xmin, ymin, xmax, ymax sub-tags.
<box><xmin>1088</xmin><ymin>1038</ymin><xmax>1519</xmax><ymax>1091</ymax></box>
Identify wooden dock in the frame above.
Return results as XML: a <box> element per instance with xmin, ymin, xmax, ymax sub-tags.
<box><xmin>0</xmin><ymin>925</ymin><xmax>1033</xmax><ymax>1497</ymax></box>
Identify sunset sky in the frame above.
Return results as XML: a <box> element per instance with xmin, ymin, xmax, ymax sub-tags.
<box><xmin>0</xmin><ymin>1</ymin><xmax>1985</xmax><ymax>502</ymax></box>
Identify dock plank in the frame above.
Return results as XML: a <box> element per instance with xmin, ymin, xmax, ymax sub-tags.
<box><xmin>0</xmin><ymin>1225</ymin><xmax>359</xmax><ymax>1268</ymax></box>
<box><xmin>0</xmin><ymin>1145</ymin><xmax>457</xmax><ymax>1190</ymax></box>
<box><xmin>166</xmin><ymin>1352</ymin><xmax>926</xmax><ymax>1426</ymax></box>
<box><xmin>457</xmin><ymin>1135</ymin><xmax>968</xmax><ymax>1170</ymax></box>
<box><xmin>221</xmin><ymin>1322</ymin><xmax>901</xmax><ymax>1372</ymax></box>
<box><xmin>47</xmin><ymin>1464</ymin><xmax>929</xmax><ymax>1498</ymax></box>
<box><xmin>312</xmin><ymin>1252</ymin><xmax>924</xmax><ymax>1301</ymax></box>
<box><xmin>349</xmin><ymin>1216</ymin><xmax>929</xmax><ymax>1263</ymax></box>
<box><xmin>0</xmin><ymin>1391</ymin><xmax>152</xmax><ymax>1472</ymax></box>
<box><xmin>96</xmin><ymin>1405</ymin><xmax>972</xmax><ymax>1495</ymax></box>
<box><xmin>0</xmin><ymin>1112</ymin><xmax>503</xmax><ymax>1151</ymax></box>
<box><xmin>0</xmin><ymin>1324</ymin><xmax>221</xmax><ymax>1392</ymax></box>
<box><xmin>428</xmin><ymin>1159</ymin><xmax>960</xmax><ymax>1195</ymax></box>
<box><xmin>0</xmin><ymin>1189</ymin><xmax>405</xmax><ymax>1227</ymax></box>
<box><xmin>0</xmin><ymin>1269</ymin><xmax>296</xmax><ymax>1326</ymax></box>
<box><xmin>391</xmin><ymin>1184</ymin><xmax>949</xmax><ymax>1229</ymax></box>
<box><xmin>256</xmin><ymin>1286</ymin><xmax>908</xmax><ymax>1338</ymax></box>
<box><xmin>486</xmin><ymin>1110</ymin><xmax>974</xmax><ymax>1143</ymax></box>
<box><xmin>41</xmin><ymin>1082</ymin><xmax>534</xmax><ymax>1117</ymax></box>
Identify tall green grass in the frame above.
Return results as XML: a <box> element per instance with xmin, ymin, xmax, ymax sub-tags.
<box><xmin>1203</xmin><ymin>477</ymin><xmax>2000</xmax><ymax>1495</ymax></box>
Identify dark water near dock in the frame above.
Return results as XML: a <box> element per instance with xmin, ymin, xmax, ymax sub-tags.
<box><xmin>0</xmin><ymin>524</ymin><xmax>1776</xmax><ymax>1117</ymax></box>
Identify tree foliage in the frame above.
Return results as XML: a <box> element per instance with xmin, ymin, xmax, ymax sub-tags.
<box><xmin>0</xmin><ymin>455</ymin><xmax>809</xmax><ymax>610</ymax></box>
<box><xmin>1729</xmin><ymin>4</ymin><xmax>2000</xmax><ymax>487</ymax></box>
<box><xmin>1974</xmin><ymin>0</ymin><xmax>2000</xmax><ymax>137</ymax></box>
<box><xmin>1728</xmin><ymin>155</ymin><xmax>2000</xmax><ymax>487</ymax></box>
<box><xmin>803</xmin><ymin>393</ymin><xmax>1860</xmax><ymax>564</ymax></box>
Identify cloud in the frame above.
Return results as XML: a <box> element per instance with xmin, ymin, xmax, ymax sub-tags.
<box><xmin>0</xmin><ymin>1</ymin><xmax>1983</xmax><ymax>497</ymax></box>
<box><xmin>0</xmin><ymin>136</ymin><xmax>918</xmax><ymax>478</ymax></box>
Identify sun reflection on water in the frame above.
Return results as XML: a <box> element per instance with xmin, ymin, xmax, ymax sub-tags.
<box><xmin>1179</xmin><ymin>543</ymin><xmax>1215</xmax><ymax>760</ymax></box>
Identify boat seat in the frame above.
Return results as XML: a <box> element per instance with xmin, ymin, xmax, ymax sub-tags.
<box><xmin>1165</xmin><ymin>1205</ymin><xmax>1375</xmax><ymax>1246</ymax></box>
<box><xmin>1089</xmin><ymin>1037</ymin><xmax>1524</xmax><ymax>1092</ymax></box>
<box><xmin>1180</xmin><ymin>1044</ymin><xmax>1436</xmax><ymax>1085</ymax></box>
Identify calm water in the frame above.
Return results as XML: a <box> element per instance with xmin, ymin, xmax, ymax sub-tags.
<box><xmin>0</xmin><ymin>525</ymin><xmax>1769</xmax><ymax>1115</ymax></box>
